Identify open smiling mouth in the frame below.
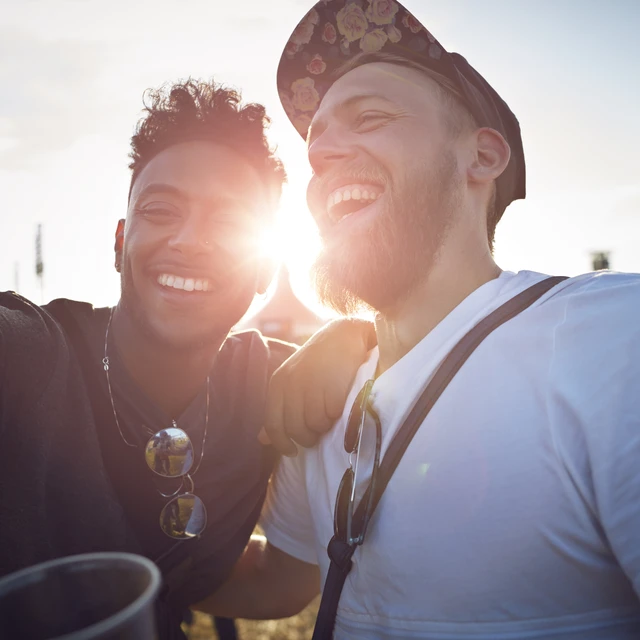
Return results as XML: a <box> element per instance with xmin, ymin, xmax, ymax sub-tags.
<box><xmin>156</xmin><ymin>273</ymin><xmax>213</xmax><ymax>293</ymax></box>
<box><xmin>326</xmin><ymin>183</ymin><xmax>384</xmax><ymax>224</ymax></box>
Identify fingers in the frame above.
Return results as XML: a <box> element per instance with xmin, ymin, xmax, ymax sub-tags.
<box><xmin>262</xmin><ymin>366</ymin><xmax>329</xmax><ymax>455</ymax></box>
<box><xmin>262</xmin><ymin>374</ymin><xmax>298</xmax><ymax>457</ymax></box>
<box><xmin>303</xmin><ymin>389</ymin><xmax>333</xmax><ymax>436</ymax></box>
<box><xmin>283</xmin><ymin>384</ymin><xmax>318</xmax><ymax>449</ymax></box>
<box><xmin>324</xmin><ymin>372</ymin><xmax>352</xmax><ymax>420</ymax></box>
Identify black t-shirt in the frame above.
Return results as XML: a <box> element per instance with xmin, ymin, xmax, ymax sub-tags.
<box><xmin>0</xmin><ymin>293</ymin><xmax>295</xmax><ymax>638</ymax></box>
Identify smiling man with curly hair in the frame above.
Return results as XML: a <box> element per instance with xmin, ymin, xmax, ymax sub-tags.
<box><xmin>0</xmin><ymin>78</ymin><xmax>374</xmax><ymax>639</ymax></box>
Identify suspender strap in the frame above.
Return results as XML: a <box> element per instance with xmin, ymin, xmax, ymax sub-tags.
<box><xmin>312</xmin><ymin>275</ymin><xmax>567</xmax><ymax>640</ymax></box>
<box><xmin>312</xmin><ymin>538</ymin><xmax>357</xmax><ymax>640</ymax></box>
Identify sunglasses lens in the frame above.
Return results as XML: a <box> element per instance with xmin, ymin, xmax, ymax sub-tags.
<box><xmin>145</xmin><ymin>427</ymin><xmax>194</xmax><ymax>478</ymax></box>
<box><xmin>344</xmin><ymin>406</ymin><xmax>362</xmax><ymax>454</ymax></box>
<box><xmin>159</xmin><ymin>493</ymin><xmax>207</xmax><ymax>539</ymax></box>
<box><xmin>344</xmin><ymin>380</ymin><xmax>375</xmax><ymax>453</ymax></box>
<box><xmin>333</xmin><ymin>467</ymin><xmax>354</xmax><ymax>540</ymax></box>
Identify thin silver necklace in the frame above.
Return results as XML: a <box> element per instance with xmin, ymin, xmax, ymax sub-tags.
<box><xmin>102</xmin><ymin>307</ymin><xmax>210</xmax><ymax>478</ymax></box>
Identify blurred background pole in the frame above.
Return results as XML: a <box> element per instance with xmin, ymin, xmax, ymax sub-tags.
<box><xmin>35</xmin><ymin>224</ymin><xmax>44</xmax><ymax>303</ymax></box>
<box><xmin>591</xmin><ymin>251</ymin><xmax>610</xmax><ymax>271</ymax></box>
<box><xmin>13</xmin><ymin>262</ymin><xmax>19</xmax><ymax>294</ymax></box>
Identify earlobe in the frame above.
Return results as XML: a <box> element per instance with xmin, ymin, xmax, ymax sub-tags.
<box><xmin>255</xmin><ymin>257</ymin><xmax>278</xmax><ymax>295</ymax></box>
<box><xmin>114</xmin><ymin>219</ymin><xmax>125</xmax><ymax>273</ymax></box>
<box><xmin>468</xmin><ymin>128</ymin><xmax>511</xmax><ymax>185</ymax></box>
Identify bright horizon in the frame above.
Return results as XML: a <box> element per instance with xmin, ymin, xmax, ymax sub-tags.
<box><xmin>1</xmin><ymin>0</ymin><xmax>638</xmax><ymax>320</ymax></box>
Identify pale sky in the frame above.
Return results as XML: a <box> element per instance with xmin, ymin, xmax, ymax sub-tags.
<box><xmin>0</xmin><ymin>0</ymin><xmax>638</xmax><ymax>316</ymax></box>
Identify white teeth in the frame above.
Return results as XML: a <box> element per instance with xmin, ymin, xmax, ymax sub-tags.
<box><xmin>326</xmin><ymin>184</ymin><xmax>383</xmax><ymax>215</ymax></box>
<box><xmin>157</xmin><ymin>273</ymin><xmax>210</xmax><ymax>292</ymax></box>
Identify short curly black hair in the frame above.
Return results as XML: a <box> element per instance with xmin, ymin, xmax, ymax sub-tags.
<box><xmin>128</xmin><ymin>78</ymin><xmax>286</xmax><ymax>213</ymax></box>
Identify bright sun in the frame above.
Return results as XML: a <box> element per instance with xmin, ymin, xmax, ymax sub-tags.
<box><xmin>254</xmin><ymin>187</ymin><xmax>329</xmax><ymax>317</ymax></box>
<box><xmin>260</xmin><ymin>195</ymin><xmax>322</xmax><ymax>275</ymax></box>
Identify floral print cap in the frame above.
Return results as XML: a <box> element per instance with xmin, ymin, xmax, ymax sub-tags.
<box><xmin>277</xmin><ymin>0</ymin><xmax>526</xmax><ymax>217</ymax></box>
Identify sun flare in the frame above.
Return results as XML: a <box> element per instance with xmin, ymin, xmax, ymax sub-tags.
<box><xmin>260</xmin><ymin>205</ymin><xmax>322</xmax><ymax>276</ymax></box>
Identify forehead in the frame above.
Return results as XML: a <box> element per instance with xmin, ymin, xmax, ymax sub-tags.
<box><xmin>314</xmin><ymin>62</ymin><xmax>441</xmax><ymax>123</ymax></box>
<box><xmin>130</xmin><ymin>140</ymin><xmax>266</xmax><ymax>205</ymax></box>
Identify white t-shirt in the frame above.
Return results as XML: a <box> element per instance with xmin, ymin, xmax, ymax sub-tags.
<box><xmin>262</xmin><ymin>270</ymin><xmax>640</xmax><ymax>639</ymax></box>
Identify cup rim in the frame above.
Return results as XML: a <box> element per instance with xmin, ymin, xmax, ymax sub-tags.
<box><xmin>0</xmin><ymin>552</ymin><xmax>162</xmax><ymax>640</ymax></box>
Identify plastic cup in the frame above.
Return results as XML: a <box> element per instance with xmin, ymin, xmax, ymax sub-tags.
<box><xmin>0</xmin><ymin>552</ymin><xmax>161</xmax><ymax>639</ymax></box>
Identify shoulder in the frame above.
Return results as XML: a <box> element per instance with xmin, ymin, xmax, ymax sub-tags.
<box><xmin>223</xmin><ymin>329</ymin><xmax>298</xmax><ymax>376</ymax></box>
<box><xmin>0</xmin><ymin>294</ymin><xmax>85</xmax><ymax>396</ymax></box>
<box><xmin>543</xmin><ymin>271</ymin><xmax>640</xmax><ymax>309</ymax></box>
<box><xmin>212</xmin><ymin>330</ymin><xmax>297</xmax><ymax>421</ymax></box>
<box><xmin>0</xmin><ymin>293</ymin><xmax>103</xmax><ymax>366</ymax></box>
<box><xmin>516</xmin><ymin>271</ymin><xmax>640</xmax><ymax>336</ymax></box>
<box><xmin>527</xmin><ymin>272</ymin><xmax>640</xmax><ymax>411</ymax></box>
<box><xmin>0</xmin><ymin>292</ymin><xmax>65</xmax><ymax>354</ymax></box>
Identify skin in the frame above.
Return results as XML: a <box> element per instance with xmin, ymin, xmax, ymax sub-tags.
<box><xmin>199</xmin><ymin>60</ymin><xmax>511</xmax><ymax>618</ymax></box>
<box><xmin>307</xmin><ymin>62</ymin><xmax>509</xmax><ymax>373</ymax></box>
<box><xmin>112</xmin><ymin>140</ymin><xmax>274</xmax><ymax>416</ymax></box>
<box><xmin>110</xmin><ymin>137</ymin><xmax>372</xmax><ymax>444</ymax></box>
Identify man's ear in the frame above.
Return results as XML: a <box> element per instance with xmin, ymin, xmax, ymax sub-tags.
<box><xmin>467</xmin><ymin>127</ymin><xmax>511</xmax><ymax>186</ymax></box>
<box><xmin>114</xmin><ymin>219</ymin><xmax>125</xmax><ymax>273</ymax></box>
<box><xmin>256</xmin><ymin>256</ymin><xmax>278</xmax><ymax>295</ymax></box>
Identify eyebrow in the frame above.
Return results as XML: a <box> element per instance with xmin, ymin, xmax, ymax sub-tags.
<box><xmin>132</xmin><ymin>181</ymin><xmax>261</xmax><ymax>215</ymax></box>
<box><xmin>308</xmin><ymin>93</ymin><xmax>397</xmax><ymax>144</ymax></box>
<box><xmin>133</xmin><ymin>183</ymin><xmax>189</xmax><ymax>203</ymax></box>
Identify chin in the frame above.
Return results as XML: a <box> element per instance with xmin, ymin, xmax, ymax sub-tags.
<box><xmin>312</xmin><ymin>249</ymin><xmax>380</xmax><ymax>316</ymax></box>
<box><xmin>313</xmin><ymin>217</ymin><xmax>435</xmax><ymax>316</ymax></box>
<box><xmin>145</xmin><ymin>319</ymin><xmax>221</xmax><ymax>351</ymax></box>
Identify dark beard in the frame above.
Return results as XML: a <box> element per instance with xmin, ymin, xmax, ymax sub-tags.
<box><xmin>312</xmin><ymin>152</ymin><xmax>460</xmax><ymax>315</ymax></box>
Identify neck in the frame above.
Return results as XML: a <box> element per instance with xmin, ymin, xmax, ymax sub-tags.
<box><xmin>374</xmin><ymin>244</ymin><xmax>501</xmax><ymax>375</ymax></box>
<box><xmin>109</xmin><ymin>305</ymin><xmax>225</xmax><ymax>417</ymax></box>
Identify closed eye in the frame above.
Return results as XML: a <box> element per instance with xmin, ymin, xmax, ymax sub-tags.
<box><xmin>354</xmin><ymin>112</ymin><xmax>390</xmax><ymax>131</ymax></box>
<box><xmin>134</xmin><ymin>206</ymin><xmax>180</xmax><ymax>220</ymax></box>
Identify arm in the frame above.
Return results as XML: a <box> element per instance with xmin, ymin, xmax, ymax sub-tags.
<box><xmin>196</xmin><ymin>430</ymin><xmax>321</xmax><ymax>618</ymax></box>
<box><xmin>261</xmin><ymin>317</ymin><xmax>375</xmax><ymax>455</ymax></box>
<box><xmin>556</xmin><ymin>276</ymin><xmax>640</xmax><ymax>594</ymax></box>
<box><xmin>194</xmin><ymin>535</ymin><xmax>320</xmax><ymax>619</ymax></box>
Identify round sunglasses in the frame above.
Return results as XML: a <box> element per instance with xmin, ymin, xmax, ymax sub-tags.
<box><xmin>145</xmin><ymin>424</ymin><xmax>207</xmax><ymax>539</ymax></box>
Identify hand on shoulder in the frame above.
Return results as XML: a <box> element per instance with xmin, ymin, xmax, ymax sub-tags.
<box><xmin>260</xmin><ymin>318</ymin><xmax>375</xmax><ymax>456</ymax></box>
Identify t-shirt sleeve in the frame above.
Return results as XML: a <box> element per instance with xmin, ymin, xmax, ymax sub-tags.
<box><xmin>554</xmin><ymin>275</ymin><xmax>640</xmax><ymax>596</ymax></box>
<box><xmin>260</xmin><ymin>453</ymin><xmax>319</xmax><ymax>565</ymax></box>
<box><xmin>589</xmin><ymin>335</ymin><xmax>640</xmax><ymax>596</ymax></box>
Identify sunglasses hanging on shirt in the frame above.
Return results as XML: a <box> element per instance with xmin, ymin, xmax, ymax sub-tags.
<box><xmin>334</xmin><ymin>379</ymin><xmax>381</xmax><ymax>548</ymax></box>
<box><xmin>102</xmin><ymin>308</ymin><xmax>209</xmax><ymax>540</ymax></box>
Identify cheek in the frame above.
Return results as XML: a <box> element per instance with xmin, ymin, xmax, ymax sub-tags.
<box><xmin>124</xmin><ymin>225</ymin><xmax>164</xmax><ymax>264</ymax></box>
<box><xmin>361</xmin><ymin>133</ymin><xmax>411</xmax><ymax>178</ymax></box>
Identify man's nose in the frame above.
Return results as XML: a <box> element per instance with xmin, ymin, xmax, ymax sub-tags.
<box><xmin>308</xmin><ymin>127</ymin><xmax>354</xmax><ymax>176</ymax></box>
<box><xmin>168</xmin><ymin>216</ymin><xmax>213</xmax><ymax>255</ymax></box>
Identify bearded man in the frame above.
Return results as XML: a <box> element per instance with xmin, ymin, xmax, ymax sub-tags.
<box><xmin>199</xmin><ymin>2</ymin><xmax>640</xmax><ymax>639</ymax></box>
